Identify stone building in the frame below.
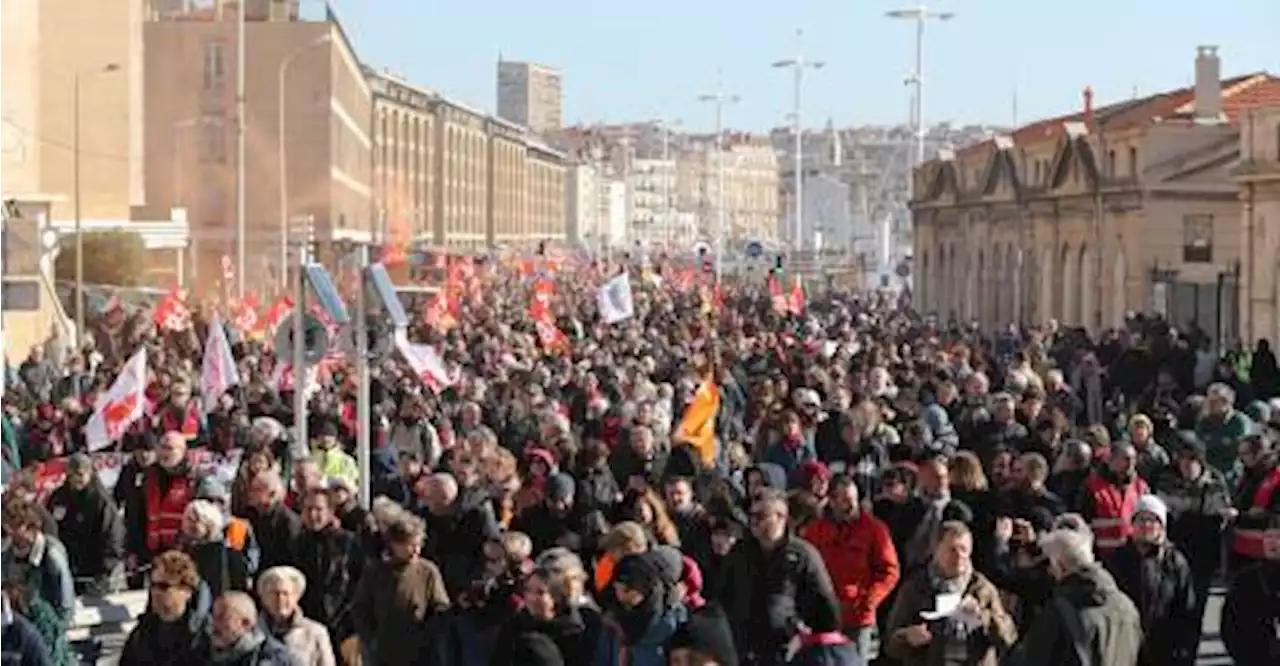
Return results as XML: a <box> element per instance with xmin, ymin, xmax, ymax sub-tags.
<box><xmin>912</xmin><ymin>47</ymin><xmax>1279</xmax><ymax>343</ymax></box>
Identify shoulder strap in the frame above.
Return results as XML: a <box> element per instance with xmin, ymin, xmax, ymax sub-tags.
<box><xmin>1052</xmin><ymin>596</ymin><xmax>1092</xmax><ymax>666</ymax></box>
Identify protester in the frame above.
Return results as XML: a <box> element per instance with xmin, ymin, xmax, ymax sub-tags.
<box><xmin>257</xmin><ymin>566</ymin><xmax>336</xmax><ymax>666</ymax></box>
<box><xmin>7</xmin><ymin>256</ymin><xmax>1280</xmax><ymax>666</ymax></box>
<box><xmin>119</xmin><ymin>550</ymin><xmax>209</xmax><ymax>666</ymax></box>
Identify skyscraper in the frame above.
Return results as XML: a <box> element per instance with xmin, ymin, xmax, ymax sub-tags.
<box><xmin>496</xmin><ymin>59</ymin><xmax>563</xmax><ymax>135</ymax></box>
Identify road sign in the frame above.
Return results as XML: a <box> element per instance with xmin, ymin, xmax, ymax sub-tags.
<box><xmin>304</xmin><ymin>264</ymin><xmax>351</xmax><ymax>324</ymax></box>
<box><xmin>1</xmin><ymin>280</ymin><xmax>39</xmax><ymax>311</ymax></box>
<box><xmin>745</xmin><ymin>240</ymin><xmax>763</xmax><ymax>258</ymax></box>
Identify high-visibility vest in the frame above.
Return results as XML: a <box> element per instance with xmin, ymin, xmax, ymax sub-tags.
<box><xmin>1085</xmin><ymin>470</ymin><xmax>1147</xmax><ymax>551</ymax></box>
<box><xmin>225</xmin><ymin>517</ymin><xmax>250</xmax><ymax>552</ymax></box>
<box><xmin>1232</xmin><ymin>466</ymin><xmax>1280</xmax><ymax>559</ymax></box>
<box><xmin>144</xmin><ymin>469</ymin><xmax>194</xmax><ymax>553</ymax></box>
<box><xmin>157</xmin><ymin>403</ymin><xmax>201</xmax><ymax>440</ymax></box>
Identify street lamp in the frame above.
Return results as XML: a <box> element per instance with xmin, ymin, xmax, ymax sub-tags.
<box><xmin>278</xmin><ymin>33</ymin><xmax>332</xmax><ymax>287</ymax></box>
<box><xmin>772</xmin><ymin>29</ymin><xmax>824</xmax><ymax>253</ymax></box>
<box><xmin>74</xmin><ymin>62</ymin><xmax>120</xmax><ymax>346</ymax></box>
<box><xmin>698</xmin><ymin>75</ymin><xmax>740</xmax><ymax>282</ymax></box>
<box><xmin>886</xmin><ymin>4</ymin><xmax>955</xmax><ymax>175</ymax></box>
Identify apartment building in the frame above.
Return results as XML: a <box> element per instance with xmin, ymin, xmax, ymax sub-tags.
<box><xmin>496</xmin><ymin>60</ymin><xmax>563</xmax><ymax>135</ymax></box>
<box><xmin>676</xmin><ymin>134</ymin><xmax>781</xmax><ymax>243</ymax></box>
<box><xmin>487</xmin><ymin>116</ymin><xmax>530</xmax><ymax>245</ymax></box>
<box><xmin>368</xmin><ymin>68</ymin><xmax>436</xmax><ymax>247</ymax></box>
<box><xmin>366</xmin><ymin>69</ymin><xmax>568</xmax><ymax>250</ymax></box>
<box><xmin>527</xmin><ymin>139</ymin><xmax>568</xmax><ymax>240</ymax></box>
<box><xmin>143</xmin><ymin>8</ymin><xmax>373</xmax><ymax>283</ymax></box>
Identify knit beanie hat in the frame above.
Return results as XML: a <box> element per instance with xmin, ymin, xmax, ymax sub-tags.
<box><xmin>1133</xmin><ymin>494</ymin><xmax>1168</xmax><ymax>526</ymax></box>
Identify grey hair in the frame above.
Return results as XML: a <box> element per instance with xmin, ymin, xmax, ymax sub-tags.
<box><xmin>535</xmin><ymin>547</ymin><xmax>589</xmax><ymax>606</ymax></box>
<box><xmin>1039</xmin><ymin>525</ymin><xmax>1095</xmax><ymax>574</ymax></box>
<box><xmin>184</xmin><ymin>500</ymin><xmax>226</xmax><ymax>535</ymax></box>
<box><xmin>257</xmin><ymin>565</ymin><xmax>307</xmax><ymax>596</ymax></box>
<box><xmin>250</xmin><ymin>417</ymin><xmax>285</xmax><ymax>441</ymax></box>
<box><xmin>371</xmin><ymin>496</ymin><xmax>406</xmax><ymax>526</ymax></box>
<box><xmin>215</xmin><ymin>591</ymin><xmax>258</xmax><ymax>625</ymax></box>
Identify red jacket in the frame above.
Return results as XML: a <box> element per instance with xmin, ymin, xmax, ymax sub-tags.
<box><xmin>801</xmin><ymin>510</ymin><xmax>900</xmax><ymax>629</ymax></box>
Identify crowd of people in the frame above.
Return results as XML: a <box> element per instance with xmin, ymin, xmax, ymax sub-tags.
<box><xmin>3</xmin><ymin>254</ymin><xmax>1280</xmax><ymax>666</ymax></box>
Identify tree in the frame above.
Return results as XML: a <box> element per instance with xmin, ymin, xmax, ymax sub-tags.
<box><xmin>54</xmin><ymin>231</ymin><xmax>148</xmax><ymax>288</ymax></box>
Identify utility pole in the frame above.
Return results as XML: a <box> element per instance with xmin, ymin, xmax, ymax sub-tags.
<box><xmin>235</xmin><ymin>0</ymin><xmax>247</xmax><ymax>297</ymax></box>
<box><xmin>886</xmin><ymin>3</ymin><xmax>955</xmax><ymax>182</ymax></box>
<box><xmin>73</xmin><ymin>64</ymin><xmax>120</xmax><ymax>345</ymax></box>
<box><xmin>698</xmin><ymin>75</ymin><xmax>740</xmax><ymax>282</ymax></box>
<box><xmin>773</xmin><ymin>29</ymin><xmax>824</xmax><ymax>253</ymax></box>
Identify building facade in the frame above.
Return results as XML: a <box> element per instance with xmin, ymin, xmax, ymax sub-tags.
<box><xmin>366</xmin><ymin>69</ymin><xmax>568</xmax><ymax>251</ymax></box>
<box><xmin>487</xmin><ymin>116</ymin><xmax>530</xmax><ymax>246</ymax></box>
<box><xmin>17</xmin><ymin>0</ymin><xmax>147</xmax><ymax>224</ymax></box>
<box><xmin>913</xmin><ymin>51</ymin><xmax>1278</xmax><ymax>341</ymax></box>
<box><xmin>369</xmin><ymin>69</ymin><xmax>436</xmax><ymax>248</ymax></box>
<box><xmin>526</xmin><ymin>139</ymin><xmax>568</xmax><ymax>241</ymax></box>
<box><xmin>143</xmin><ymin>10</ymin><xmax>373</xmax><ymax>284</ymax></box>
<box><xmin>676</xmin><ymin>134</ymin><xmax>781</xmax><ymax>244</ymax></box>
<box><xmin>1236</xmin><ymin>107</ymin><xmax>1280</xmax><ymax>344</ymax></box>
<box><xmin>496</xmin><ymin>60</ymin><xmax>563</xmax><ymax>135</ymax></box>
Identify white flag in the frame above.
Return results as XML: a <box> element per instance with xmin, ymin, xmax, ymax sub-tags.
<box><xmin>395</xmin><ymin>336</ymin><xmax>453</xmax><ymax>394</ymax></box>
<box><xmin>201</xmin><ymin>315</ymin><xmax>241</xmax><ymax>413</ymax></box>
<box><xmin>597</xmin><ymin>272</ymin><xmax>634</xmax><ymax>324</ymax></box>
<box><xmin>85</xmin><ymin>348</ymin><xmax>148</xmax><ymax>452</ymax></box>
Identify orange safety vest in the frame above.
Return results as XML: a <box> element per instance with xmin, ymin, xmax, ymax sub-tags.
<box><xmin>145</xmin><ymin>470</ymin><xmax>194</xmax><ymax>554</ymax></box>
<box><xmin>1232</xmin><ymin>466</ymin><xmax>1280</xmax><ymax>559</ymax></box>
<box><xmin>1085</xmin><ymin>470</ymin><xmax>1147</xmax><ymax>551</ymax></box>
<box><xmin>225</xmin><ymin>517</ymin><xmax>250</xmax><ymax>552</ymax></box>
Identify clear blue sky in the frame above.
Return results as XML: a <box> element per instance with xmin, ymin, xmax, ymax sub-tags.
<box><xmin>325</xmin><ymin>0</ymin><xmax>1279</xmax><ymax>132</ymax></box>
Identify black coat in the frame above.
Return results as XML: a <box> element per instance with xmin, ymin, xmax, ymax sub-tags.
<box><xmin>708</xmin><ymin>534</ymin><xmax>840</xmax><ymax>663</ymax></box>
<box><xmin>1104</xmin><ymin>540</ymin><xmax>1199</xmax><ymax>666</ymax></box>
<box><xmin>1221</xmin><ymin>562</ymin><xmax>1280</xmax><ymax>666</ymax></box>
<box><xmin>47</xmin><ymin>481</ymin><xmax>123</xmax><ymax>580</ymax></box>
<box><xmin>245</xmin><ymin>503</ymin><xmax>302</xmax><ymax>572</ymax></box>
<box><xmin>119</xmin><ymin>607</ymin><xmax>209</xmax><ymax>666</ymax></box>
<box><xmin>291</xmin><ymin>524</ymin><xmax>365</xmax><ymax>643</ymax></box>
<box><xmin>420</xmin><ymin>491</ymin><xmax>502</xmax><ymax>596</ymax></box>
<box><xmin>187</xmin><ymin>540</ymin><xmax>251</xmax><ymax>598</ymax></box>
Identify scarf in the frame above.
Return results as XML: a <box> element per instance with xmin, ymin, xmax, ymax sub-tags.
<box><xmin>927</xmin><ymin>561</ymin><xmax>973</xmax><ymax>596</ymax></box>
<box><xmin>210</xmin><ymin>627</ymin><xmax>267</xmax><ymax>664</ymax></box>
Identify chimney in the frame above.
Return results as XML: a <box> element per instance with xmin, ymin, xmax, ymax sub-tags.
<box><xmin>1082</xmin><ymin>87</ymin><xmax>1095</xmax><ymax>128</ymax></box>
<box><xmin>1194</xmin><ymin>45</ymin><xmax>1225</xmax><ymax>123</ymax></box>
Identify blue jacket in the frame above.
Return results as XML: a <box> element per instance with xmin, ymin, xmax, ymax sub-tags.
<box><xmin>1</xmin><ymin>608</ymin><xmax>52</xmax><ymax>666</ymax></box>
<box><xmin>620</xmin><ymin>604</ymin><xmax>688</xmax><ymax>666</ymax></box>
<box><xmin>763</xmin><ymin>438</ymin><xmax>817</xmax><ymax>481</ymax></box>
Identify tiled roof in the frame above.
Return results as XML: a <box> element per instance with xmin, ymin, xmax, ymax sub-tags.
<box><xmin>952</xmin><ymin>72</ymin><xmax>1277</xmax><ymax>160</ymax></box>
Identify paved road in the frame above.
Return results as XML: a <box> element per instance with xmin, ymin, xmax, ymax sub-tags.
<box><xmin>74</xmin><ymin>589</ymin><xmax>1236</xmax><ymax>665</ymax></box>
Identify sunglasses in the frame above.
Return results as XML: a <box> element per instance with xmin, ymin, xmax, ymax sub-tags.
<box><xmin>150</xmin><ymin>580</ymin><xmax>188</xmax><ymax>592</ymax></box>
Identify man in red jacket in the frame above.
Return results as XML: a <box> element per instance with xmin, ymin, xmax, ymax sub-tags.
<box><xmin>800</xmin><ymin>473</ymin><xmax>900</xmax><ymax>658</ymax></box>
